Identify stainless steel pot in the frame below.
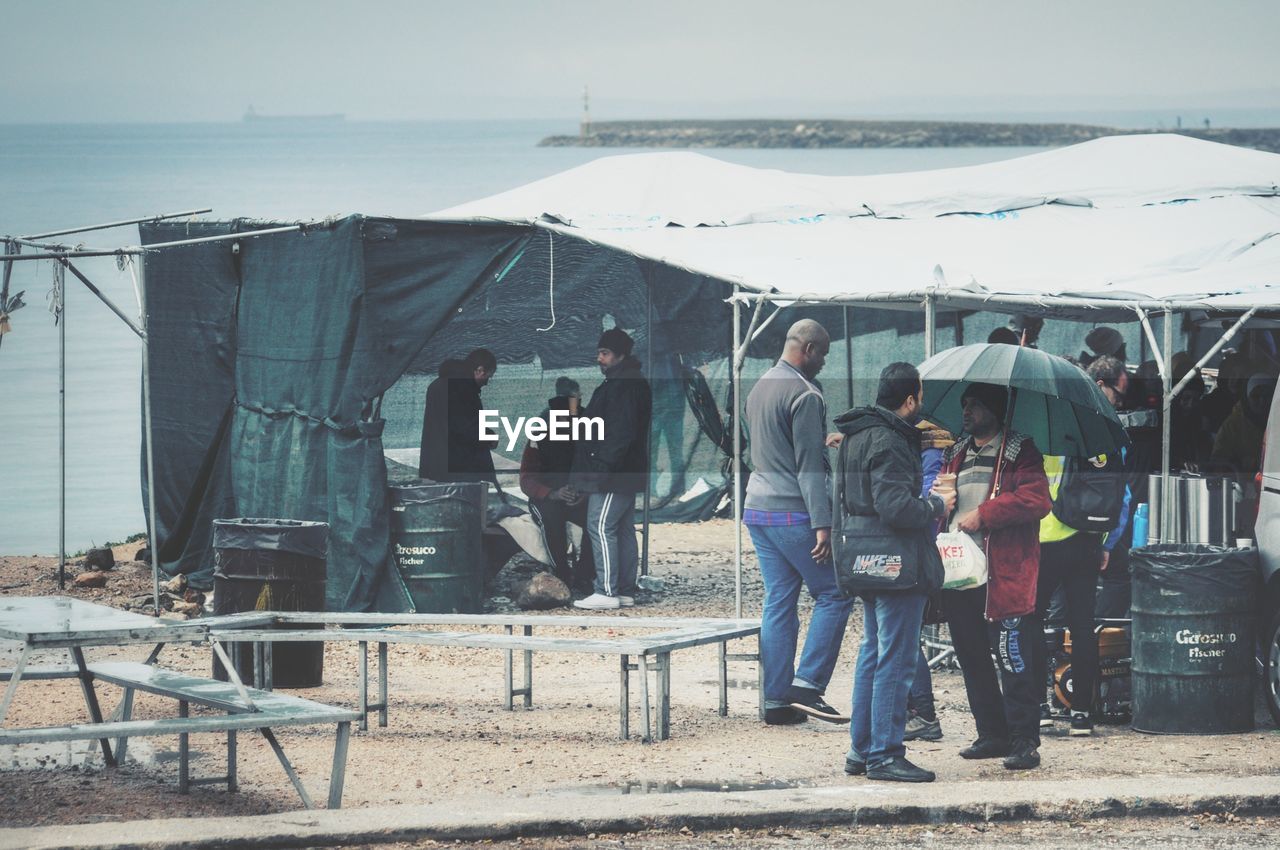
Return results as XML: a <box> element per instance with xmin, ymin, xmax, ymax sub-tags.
<box><xmin>1148</xmin><ymin>473</ymin><xmax>1242</xmax><ymax>545</ymax></box>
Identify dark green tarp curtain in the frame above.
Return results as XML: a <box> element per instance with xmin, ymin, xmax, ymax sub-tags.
<box><xmin>141</xmin><ymin>216</ymin><xmax>527</xmax><ymax>610</ymax></box>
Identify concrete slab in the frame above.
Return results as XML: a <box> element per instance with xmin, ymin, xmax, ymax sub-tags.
<box><xmin>4</xmin><ymin>774</ymin><xmax>1279</xmax><ymax>850</ymax></box>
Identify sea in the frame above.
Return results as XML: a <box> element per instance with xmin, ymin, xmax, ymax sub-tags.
<box><xmin>0</xmin><ymin>116</ymin><xmax>1148</xmax><ymax>555</ymax></box>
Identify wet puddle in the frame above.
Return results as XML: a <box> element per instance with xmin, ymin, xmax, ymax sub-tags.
<box><xmin>0</xmin><ymin>738</ymin><xmax>176</xmax><ymax>771</ymax></box>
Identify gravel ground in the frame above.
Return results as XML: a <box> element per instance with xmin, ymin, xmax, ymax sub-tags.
<box><xmin>1</xmin><ymin>520</ymin><xmax>1277</xmax><ymax>829</ymax></box>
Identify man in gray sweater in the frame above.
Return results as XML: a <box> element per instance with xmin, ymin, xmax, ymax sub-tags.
<box><xmin>744</xmin><ymin>319</ymin><xmax>854</xmax><ymax>725</ymax></box>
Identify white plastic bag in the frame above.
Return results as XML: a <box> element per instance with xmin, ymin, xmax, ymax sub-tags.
<box><xmin>935</xmin><ymin>531</ymin><xmax>988</xmax><ymax>590</ymax></box>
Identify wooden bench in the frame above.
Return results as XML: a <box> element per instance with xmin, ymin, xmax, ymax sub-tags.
<box><xmin>0</xmin><ymin>662</ymin><xmax>358</xmax><ymax>809</ymax></box>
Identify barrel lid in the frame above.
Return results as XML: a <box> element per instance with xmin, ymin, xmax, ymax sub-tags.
<box><xmin>390</xmin><ymin>481</ymin><xmax>486</xmax><ymax>512</ymax></box>
<box><xmin>1131</xmin><ymin>543</ymin><xmax>1258</xmax><ymax>593</ymax></box>
<box><xmin>212</xmin><ymin>518</ymin><xmax>328</xmax><ymax>559</ymax></box>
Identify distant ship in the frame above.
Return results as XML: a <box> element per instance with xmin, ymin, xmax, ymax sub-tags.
<box><xmin>243</xmin><ymin>105</ymin><xmax>345</xmax><ymax>124</ymax></box>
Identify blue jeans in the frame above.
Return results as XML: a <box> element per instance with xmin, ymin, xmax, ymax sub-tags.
<box><xmin>849</xmin><ymin>592</ymin><xmax>927</xmax><ymax>767</ymax></box>
<box><xmin>748</xmin><ymin>524</ymin><xmax>854</xmax><ymax>706</ymax></box>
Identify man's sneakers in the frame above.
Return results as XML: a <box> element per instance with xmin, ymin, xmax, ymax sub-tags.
<box><xmin>1039</xmin><ymin>702</ymin><xmax>1055</xmax><ymax>728</ymax></box>
<box><xmin>764</xmin><ymin>706</ymin><xmax>808</xmax><ymax>725</ymax></box>
<box><xmin>1002</xmin><ymin>739</ymin><xmax>1041</xmax><ymax>770</ymax></box>
<box><xmin>786</xmin><ymin>686</ymin><xmax>849</xmax><ymax>723</ymax></box>
<box><xmin>904</xmin><ymin>713</ymin><xmax>943</xmax><ymax>742</ymax></box>
<box><xmin>959</xmin><ymin>737</ymin><xmax>1011</xmax><ymax>759</ymax></box>
<box><xmin>866</xmin><ymin>756</ymin><xmax>936</xmax><ymax>783</ymax></box>
<box><xmin>843</xmin><ymin>755</ymin><xmax>866</xmax><ymax>776</ymax></box>
<box><xmin>617</xmin><ymin>596</ymin><xmax>635</xmax><ymax>608</ymax></box>
<box><xmin>1069</xmin><ymin>710</ymin><xmax>1094</xmax><ymax>737</ymax></box>
<box><xmin>573</xmin><ymin>593</ymin><xmax>620</xmax><ymax>610</ymax></box>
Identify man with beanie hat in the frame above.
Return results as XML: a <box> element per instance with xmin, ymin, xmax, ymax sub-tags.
<box><xmin>572</xmin><ymin>327</ymin><xmax>652</xmax><ymax>610</ymax></box>
<box><xmin>1080</xmin><ymin>327</ymin><xmax>1127</xmax><ymax>368</ymax></box>
<box><xmin>938</xmin><ymin>382</ymin><xmax>1052</xmax><ymax>770</ymax></box>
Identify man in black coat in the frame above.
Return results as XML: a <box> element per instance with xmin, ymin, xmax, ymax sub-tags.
<box><xmin>834</xmin><ymin>362</ymin><xmax>954</xmax><ymax>783</ymax></box>
<box><xmin>571</xmin><ymin>328</ymin><xmax>652</xmax><ymax>610</ymax></box>
<box><xmin>419</xmin><ymin>348</ymin><xmax>498</xmax><ymax>485</ymax></box>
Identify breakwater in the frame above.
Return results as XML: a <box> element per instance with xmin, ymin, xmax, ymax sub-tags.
<box><xmin>540</xmin><ymin>119</ymin><xmax>1280</xmax><ymax>153</ymax></box>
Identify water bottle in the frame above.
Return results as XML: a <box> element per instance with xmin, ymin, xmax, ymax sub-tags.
<box><xmin>1132</xmin><ymin>503</ymin><xmax>1149</xmax><ymax>549</ymax></box>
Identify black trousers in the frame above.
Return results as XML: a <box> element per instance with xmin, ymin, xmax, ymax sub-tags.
<box><xmin>944</xmin><ymin>585</ymin><xmax>1043</xmax><ymax>746</ymax></box>
<box><xmin>529</xmin><ymin>496</ymin><xmax>595</xmax><ymax>589</ymax></box>
<box><xmin>1035</xmin><ymin>533</ymin><xmax>1102</xmax><ymax>713</ymax></box>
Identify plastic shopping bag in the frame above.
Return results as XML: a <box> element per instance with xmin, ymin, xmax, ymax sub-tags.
<box><xmin>935</xmin><ymin>531</ymin><xmax>988</xmax><ymax>590</ymax></box>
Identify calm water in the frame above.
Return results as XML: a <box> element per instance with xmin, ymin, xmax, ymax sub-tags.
<box><xmin>0</xmin><ymin>120</ymin><xmax>1044</xmax><ymax>554</ymax></box>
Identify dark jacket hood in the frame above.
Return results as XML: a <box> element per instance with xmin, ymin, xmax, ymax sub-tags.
<box><xmin>834</xmin><ymin>405</ymin><xmax>919</xmax><ymax>443</ymax></box>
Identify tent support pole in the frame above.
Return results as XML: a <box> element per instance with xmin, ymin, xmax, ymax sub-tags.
<box><xmin>732</xmin><ymin>288</ymin><xmax>744</xmax><ymax>619</ymax></box>
<box><xmin>1135</xmin><ymin>307</ymin><xmax>1167</xmax><ymax>382</ymax></box>
<box><xmin>1161</xmin><ymin>309</ymin><xmax>1173</xmax><ymax>543</ymax></box>
<box><xmin>923</xmin><ymin>292</ymin><xmax>936</xmax><ymax>359</ymax></box>
<box><xmin>1174</xmin><ymin>307</ymin><xmax>1258</xmax><ymax>399</ymax></box>
<box><xmin>58</xmin><ymin>262</ymin><xmax>66</xmax><ymax>590</ymax></box>
<box><xmin>21</xmin><ymin>209</ymin><xmax>212</xmax><ymax>242</ymax></box>
<box><xmin>138</xmin><ymin>254</ymin><xmax>161</xmax><ymax>615</ymax></box>
<box><xmin>641</xmin><ymin>275</ymin><xmax>652</xmax><ymax>579</ymax></box>
<box><xmin>844</xmin><ymin>306</ymin><xmax>853</xmax><ymax>408</ymax></box>
<box><xmin>61</xmin><ymin>260</ymin><xmax>145</xmax><ymax>339</ymax></box>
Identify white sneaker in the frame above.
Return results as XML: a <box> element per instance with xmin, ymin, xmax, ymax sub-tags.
<box><xmin>573</xmin><ymin>593</ymin><xmax>621</xmax><ymax>610</ymax></box>
<box><xmin>618</xmin><ymin>596</ymin><xmax>635</xmax><ymax>608</ymax></box>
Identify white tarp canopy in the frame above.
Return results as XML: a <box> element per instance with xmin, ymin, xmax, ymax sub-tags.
<box><xmin>430</xmin><ymin>134</ymin><xmax>1280</xmax><ymax>320</ymax></box>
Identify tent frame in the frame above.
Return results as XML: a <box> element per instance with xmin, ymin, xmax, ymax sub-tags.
<box><xmin>0</xmin><ymin>213</ymin><xmax>342</xmax><ymax>617</ymax></box>
<box><xmin>726</xmin><ymin>287</ymin><xmax>1269</xmax><ymax>617</ymax></box>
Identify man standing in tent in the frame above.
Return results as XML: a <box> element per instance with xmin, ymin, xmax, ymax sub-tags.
<box><xmin>419</xmin><ymin>348</ymin><xmax>499</xmax><ymax>485</ymax></box>
<box><xmin>572</xmin><ymin>328</ymin><xmax>652</xmax><ymax>610</ymax></box>
<box><xmin>743</xmin><ymin>319</ymin><xmax>854</xmax><ymax>726</ymax></box>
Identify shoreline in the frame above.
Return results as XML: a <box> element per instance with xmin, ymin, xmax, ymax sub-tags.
<box><xmin>542</xmin><ymin>119</ymin><xmax>1280</xmax><ymax>153</ymax></box>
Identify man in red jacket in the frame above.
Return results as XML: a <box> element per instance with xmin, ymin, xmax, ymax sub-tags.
<box><xmin>939</xmin><ymin>384</ymin><xmax>1051</xmax><ymax>770</ymax></box>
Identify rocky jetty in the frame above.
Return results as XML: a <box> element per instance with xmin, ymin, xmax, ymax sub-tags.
<box><xmin>541</xmin><ymin>119</ymin><xmax>1280</xmax><ymax>153</ymax></box>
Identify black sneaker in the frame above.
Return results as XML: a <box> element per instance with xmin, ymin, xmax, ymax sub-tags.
<box><xmin>1069</xmin><ymin>711</ymin><xmax>1094</xmax><ymax>737</ymax></box>
<box><xmin>786</xmin><ymin>686</ymin><xmax>849</xmax><ymax>724</ymax></box>
<box><xmin>764</xmin><ymin>706</ymin><xmax>808</xmax><ymax>726</ymax></box>
<box><xmin>959</xmin><ymin>737</ymin><xmax>1011</xmax><ymax>759</ymax></box>
<box><xmin>1039</xmin><ymin>703</ymin><xmax>1054</xmax><ymax>729</ymax></box>
<box><xmin>1002</xmin><ymin>739</ymin><xmax>1041</xmax><ymax>770</ymax></box>
<box><xmin>866</xmin><ymin>757</ymin><xmax>935</xmax><ymax>783</ymax></box>
<box><xmin>843</xmin><ymin>756</ymin><xmax>866</xmax><ymax>776</ymax></box>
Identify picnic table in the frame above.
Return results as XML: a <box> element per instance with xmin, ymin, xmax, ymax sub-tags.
<box><xmin>0</xmin><ymin>597</ymin><xmax>356</xmax><ymax>808</ymax></box>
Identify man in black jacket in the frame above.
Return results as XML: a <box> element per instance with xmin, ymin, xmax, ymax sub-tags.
<box><xmin>419</xmin><ymin>348</ymin><xmax>498</xmax><ymax>484</ymax></box>
<box><xmin>572</xmin><ymin>328</ymin><xmax>652</xmax><ymax>610</ymax></box>
<box><xmin>836</xmin><ymin>362</ymin><xmax>953</xmax><ymax>783</ymax></box>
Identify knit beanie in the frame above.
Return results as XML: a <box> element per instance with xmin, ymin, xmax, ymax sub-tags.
<box><xmin>597</xmin><ymin>327</ymin><xmax>634</xmax><ymax>357</ymax></box>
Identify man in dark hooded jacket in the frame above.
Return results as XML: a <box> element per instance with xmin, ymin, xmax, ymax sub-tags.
<box><xmin>419</xmin><ymin>348</ymin><xmax>498</xmax><ymax>484</ymax></box>
<box><xmin>836</xmin><ymin>362</ymin><xmax>954</xmax><ymax>783</ymax></box>
<box><xmin>571</xmin><ymin>328</ymin><xmax>652</xmax><ymax>610</ymax></box>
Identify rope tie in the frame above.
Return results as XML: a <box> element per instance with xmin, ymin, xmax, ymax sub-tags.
<box><xmin>535</xmin><ymin>232</ymin><xmax>556</xmax><ymax>332</ymax></box>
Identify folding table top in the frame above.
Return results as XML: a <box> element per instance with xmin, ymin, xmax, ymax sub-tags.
<box><xmin>0</xmin><ymin>596</ymin><xmax>211</xmax><ymax>647</ymax></box>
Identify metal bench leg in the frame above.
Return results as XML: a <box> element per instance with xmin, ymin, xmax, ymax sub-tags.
<box><xmin>718</xmin><ymin>641</ymin><xmax>728</xmax><ymax>717</ymax></box>
<box><xmin>178</xmin><ymin>700</ymin><xmax>189</xmax><ymax>793</ymax></box>
<box><xmin>69</xmin><ymin>647</ymin><xmax>114</xmax><ymax>767</ymax></box>
<box><xmin>657</xmin><ymin>653</ymin><xmax>671</xmax><ymax>741</ymax></box>
<box><xmin>253</xmin><ymin>641</ymin><xmax>264</xmax><ymax>690</ymax></box>
<box><xmin>639</xmin><ymin>655</ymin><xmax>652</xmax><ymax>743</ymax></box>
<box><xmin>144</xmin><ymin>642</ymin><xmax>166</xmax><ymax>665</ymax></box>
<box><xmin>619</xmin><ymin>654</ymin><xmax>630</xmax><ymax>740</ymax></box>
<box><xmin>504</xmin><ymin>626</ymin><xmax>514</xmax><ymax>711</ymax></box>
<box><xmin>327</xmin><ymin>721</ymin><xmax>352</xmax><ymax>809</ymax></box>
<box><xmin>0</xmin><ymin>644</ymin><xmax>33</xmax><ymax>725</ymax></box>
<box><xmin>227</xmin><ymin>729</ymin><xmax>237</xmax><ymax>792</ymax></box>
<box><xmin>115</xmin><ymin>688</ymin><xmax>135</xmax><ymax>763</ymax></box>
<box><xmin>264</xmin><ymin>642</ymin><xmax>273</xmax><ymax>691</ymax></box>
<box><xmin>522</xmin><ymin>625</ymin><xmax>533</xmax><ymax>708</ymax></box>
<box><xmin>261</xmin><ymin>727</ymin><xmax>316</xmax><ymax>810</ymax></box>
<box><xmin>358</xmin><ymin>641</ymin><xmax>369</xmax><ymax>732</ymax></box>
<box><xmin>378</xmin><ymin>642</ymin><xmax>389</xmax><ymax>727</ymax></box>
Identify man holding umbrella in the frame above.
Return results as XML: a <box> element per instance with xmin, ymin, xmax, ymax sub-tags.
<box><xmin>938</xmin><ymin>384</ymin><xmax>1051</xmax><ymax>770</ymax></box>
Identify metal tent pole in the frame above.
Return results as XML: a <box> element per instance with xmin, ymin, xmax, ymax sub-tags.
<box><xmin>641</xmin><ymin>274</ymin><xmax>652</xmax><ymax>579</ymax></box>
<box><xmin>138</xmin><ymin>254</ymin><xmax>161</xmax><ymax>614</ymax></box>
<box><xmin>732</xmin><ymin>289</ymin><xmax>744</xmax><ymax>618</ymax></box>
<box><xmin>58</xmin><ymin>262</ymin><xmax>66</xmax><ymax>589</ymax></box>
<box><xmin>22</xmin><ymin>209</ymin><xmax>212</xmax><ymax>241</ymax></box>
<box><xmin>924</xmin><ymin>291</ymin><xmax>937</xmax><ymax>359</ymax></box>
<box><xmin>843</xmin><ymin>306</ymin><xmax>853</xmax><ymax>408</ymax></box>
<box><xmin>1161</xmin><ymin>309</ymin><xmax>1173</xmax><ymax>542</ymax></box>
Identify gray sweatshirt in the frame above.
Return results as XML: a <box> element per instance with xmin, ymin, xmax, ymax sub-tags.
<box><xmin>743</xmin><ymin>360</ymin><xmax>832</xmax><ymax>528</ymax></box>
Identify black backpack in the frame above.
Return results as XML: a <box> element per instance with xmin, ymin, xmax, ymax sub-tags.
<box><xmin>1052</xmin><ymin>453</ymin><xmax>1126</xmax><ymax>533</ymax></box>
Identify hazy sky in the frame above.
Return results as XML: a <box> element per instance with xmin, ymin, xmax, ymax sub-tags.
<box><xmin>2</xmin><ymin>0</ymin><xmax>1277</xmax><ymax>122</ymax></box>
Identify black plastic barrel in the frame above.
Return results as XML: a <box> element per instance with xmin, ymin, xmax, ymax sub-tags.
<box><xmin>390</xmin><ymin>482</ymin><xmax>485</xmax><ymax>613</ymax></box>
<box><xmin>212</xmin><ymin>518</ymin><xmax>328</xmax><ymax>689</ymax></box>
<box><xmin>1130</xmin><ymin>543</ymin><xmax>1257</xmax><ymax>734</ymax></box>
